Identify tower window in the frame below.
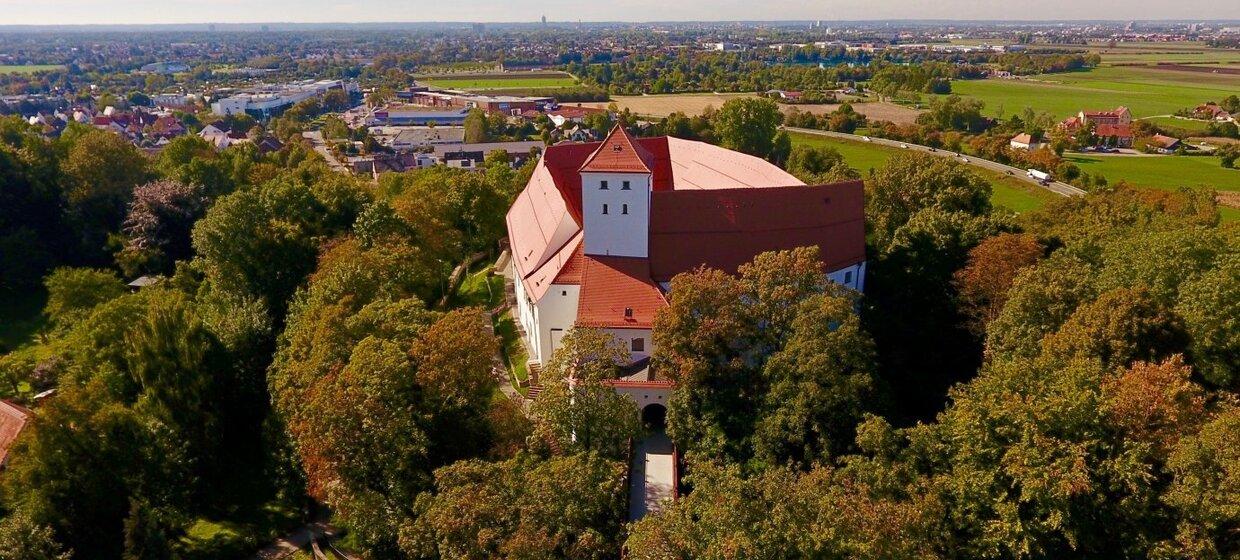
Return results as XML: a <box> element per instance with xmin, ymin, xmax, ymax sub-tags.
<box><xmin>600</xmin><ymin>180</ymin><xmax>609</xmax><ymax>190</ymax></box>
<box><xmin>622</xmin><ymin>204</ymin><xmax>629</xmax><ymax>215</ymax></box>
<box><xmin>622</xmin><ymin>180</ymin><xmax>631</xmax><ymax>190</ymax></box>
<box><xmin>602</xmin><ymin>203</ymin><xmax>609</xmax><ymax>215</ymax></box>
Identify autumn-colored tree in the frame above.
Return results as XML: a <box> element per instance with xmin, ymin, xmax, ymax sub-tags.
<box><xmin>1102</xmin><ymin>356</ymin><xmax>1206</xmax><ymax>459</ymax></box>
<box><xmin>954</xmin><ymin>233</ymin><xmax>1045</xmax><ymax>336</ymax></box>
<box><xmin>116</xmin><ymin>180</ymin><xmax>207</xmax><ymax>277</ymax></box>
<box><xmin>1042</xmin><ymin>287</ymin><xmax>1189</xmax><ymax>371</ymax></box>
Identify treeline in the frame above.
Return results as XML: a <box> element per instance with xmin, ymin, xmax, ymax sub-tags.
<box><xmin>628</xmin><ymin>158</ymin><xmax>1236</xmax><ymax>559</ymax></box>
<box><xmin>0</xmin><ymin>114</ymin><xmax>541</xmax><ymax>558</ymax></box>
<box><xmin>569</xmin><ymin>51</ymin><xmax>1096</xmax><ymax>95</ymax></box>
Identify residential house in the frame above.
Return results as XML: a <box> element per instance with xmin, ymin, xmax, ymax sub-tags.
<box><xmin>1009</xmin><ymin>132</ymin><xmax>1043</xmax><ymax>150</ymax></box>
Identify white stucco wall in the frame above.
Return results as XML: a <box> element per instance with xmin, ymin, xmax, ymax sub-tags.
<box><xmin>580</xmin><ymin>171</ymin><xmax>651</xmax><ymax>258</ymax></box>
<box><xmin>534</xmin><ymin>284</ymin><xmax>581</xmax><ymax>364</ymax></box>
<box><xmin>613</xmin><ymin>385</ymin><xmax>672</xmax><ymax>412</ymax></box>
<box><xmin>827</xmin><ymin>261</ymin><xmax>867</xmax><ymax>293</ymax></box>
<box><xmin>602</xmin><ymin>328</ymin><xmax>654</xmax><ymax>363</ymax></box>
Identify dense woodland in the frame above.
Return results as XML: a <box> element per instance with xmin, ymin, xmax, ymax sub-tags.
<box><xmin>0</xmin><ymin>93</ymin><xmax>1237</xmax><ymax>560</ymax></box>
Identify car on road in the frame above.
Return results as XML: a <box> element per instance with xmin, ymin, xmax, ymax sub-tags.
<box><xmin>862</xmin><ymin>136</ymin><xmax>871</xmax><ymax>142</ymax></box>
<box><xmin>959</xmin><ymin>157</ymin><xmax>969</xmax><ymax>163</ymax></box>
<box><xmin>900</xmin><ymin>143</ymin><xmax>909</xmax><ymax>149</ymax></box>
<box><xmin>928</xmin><ymin>147</ymin><xmax>936</xmax><ymax>152</ymax></box>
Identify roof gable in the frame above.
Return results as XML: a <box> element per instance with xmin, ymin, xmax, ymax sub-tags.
<box><xmin>579</xmin><ymin>125</ymin><xmax>654</xmax><ymax>174</ymax></box>
<box><xmin>576</xmin><ymin>256</ymin><xmax>666</xmax><ymax>329</ymax></box>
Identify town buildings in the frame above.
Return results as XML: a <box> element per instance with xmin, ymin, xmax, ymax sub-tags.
<box><xmin>505</xmin><ymin>126</ymin><xmax>865</xmax><ymax>410</ymax></box>
<box><xmin>210</xmin><ymin>79</ymin><xmax>359</xmax><ymax>118</ymax></box>
<box><xmin>1009</xmin><ymin>132</ymin><xmax>1043</xmax><ymax>151</ymax></box>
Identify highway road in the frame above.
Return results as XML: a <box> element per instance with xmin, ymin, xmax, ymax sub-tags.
<box><xmin>784</xmin><ymin>127</ymin><xmax>1087</xmax><ymax>198</ymax></box>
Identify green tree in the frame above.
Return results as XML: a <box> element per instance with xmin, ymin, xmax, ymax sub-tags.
<box><xmin>42</xmin><ymin>267</ymin><xmax>126</xmax><ymax>330</ymax></box>
<box><xmin>59</xmin><ymin>130</ymin><xmax>152</xmax><ymax>260</ymax></box>
<box><xmin>711</xmin><ymin>97</ymin><xmax>783</xmax><ymax>158</ymax></box>
<box><xmin>784</xmin><ymin>144</ymin><xmax>859</xmax><ymax>184</ymax></box>
<box><xmin>0</xmin><ymin>511</ymin><xmax>70</xmax><ymax>560</ymax></box>
<box><xmin>529</xmin><ymin>329</ymin><xmax>640</xmax><ymax>459</ymax></box>
<box><xmin>464</xmin><ymin>108</ymin><xmax>489</xmax><ymax>143</ymax></box>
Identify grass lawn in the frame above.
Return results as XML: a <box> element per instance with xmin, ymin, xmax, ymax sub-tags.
<box><xmin>420</xmin><ymin>76</ymin><xmax>578</xmax><ymax>90</ymax></box>
<box><xmin>178</xmin><ymin>501</ymin><xmax>301</xmax><ymax>560</ymax></box>
<box><xmin>942</xmin><ymin>66</ymin><xmax>1240</xmax><ymax>120</ymax></box>
<box><xmin>789</xmin><ymin>132</ymin><xmax>1058</xmax><ymax>213</ymax></box>
<box><xmin>495</xmin><ymin>312</ymin><xmax>529</xmax><ymax>393</ymax></box>
<box><xmin>0</xmin><ymin>64</ymin><xmax>64</xmax><ymax>74</ymax></box>
<box><xmin>450</xmin><ymin>265</ymin><xmax>504</xmax><ymax>309</ymax></box>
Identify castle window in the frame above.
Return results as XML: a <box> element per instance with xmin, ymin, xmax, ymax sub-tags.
<box><xmin>600</xmin><ymin>180</ymin><xmax>609</xmax><ymax>190</ymax></box>
<box><xmin>631</xmin><ymin>338</ymin><xmax>645</xmax><ymax>352</ymax></box>
<box><xmin>602</xmin><ymin>203</ymin><xmax>609</xmax><ymax>215</ymax></box>
<box><xmin>622</xmin><ymin>204</ymin><xmax>629</xmax><ymax>215</ymax></box>
<box><xmin>622</xmin><ymin>180</ymin><xmax>631</xmax><ymax>190</ymax></box>
<box><xmin>844</xmin><ymin>270</ymin><xmax>853</xmax><ymax>284</ymax></box>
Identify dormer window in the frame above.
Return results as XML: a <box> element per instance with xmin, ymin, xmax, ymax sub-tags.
<box><xmin>621</xmin><ymin>180</ymin><xmax>631</xmax><ymax>190</ymax></box>
<box><xmin>612</xmin><ymin>144</ymin><xmax>622</xmax><ymax>152</ymax></box>
<box><xmin>600</xmin><ymin>180</ymin><xmax>609</xmax><ymax>190</ymax></box>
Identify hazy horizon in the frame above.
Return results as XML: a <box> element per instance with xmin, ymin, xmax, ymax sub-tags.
<box><xmin>1</xmin><ymin>0</ymin><xmax>1237</xmax><ymax>27</ymax></box>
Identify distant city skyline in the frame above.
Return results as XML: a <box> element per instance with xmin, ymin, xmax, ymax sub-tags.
<box><xmin>1</xmin><ymin>0</ymin><xmax>1237</xmax><ymax>27</ymax></box>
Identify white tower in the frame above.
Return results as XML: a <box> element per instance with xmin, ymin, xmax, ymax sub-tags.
<box><xmin>578</xmin><ymin>125</ymin><xmax>653</xmax><ymax>258</ymax></box>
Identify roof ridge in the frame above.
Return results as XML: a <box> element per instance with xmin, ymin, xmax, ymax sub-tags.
<box><xmin>579</xmin><ymin>124</ymin><xmax>653</xmax><ymax>174</ymax></box>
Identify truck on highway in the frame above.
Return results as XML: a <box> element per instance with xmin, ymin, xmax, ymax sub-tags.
<box><xmin>1027</xmin><ymin>168</ymin><xmax>1051</xmax><ymax>185</ymax></box>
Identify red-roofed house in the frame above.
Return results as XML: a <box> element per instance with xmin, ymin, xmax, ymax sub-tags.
<box><xmin>0</xmin><ymin>400</ymin><xmax>31</xmax><ymax>469</ymax></box>
<box><xmin>506</xmin><ymin>125</ymin><xmax>866</xmax><ymax>407</ymax></box>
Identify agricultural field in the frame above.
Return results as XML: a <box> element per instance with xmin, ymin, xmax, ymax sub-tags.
<box><xmin>583</xmin><ymin>92</ymin><xmax>758</xmax><ymax>117</ymax></box>
<box><xmin>789</xmin><ymin>132</ymin><xmax>1058</xmax><ymax>213</ymax></box>
<box><xmin>418</xmin><ymin>72</ymin><xmax>578</xmax><ymax>91</ymax></box>
<box><xmin>0</xmin><ymin>64</ymin><xmax>64</xmax><ymax>74</ymax></box>
<box><xmin>941</xmin><ymin>65</ymin><xmax>1240</xmax><ymax>119</ymax></box>
<box><xmin>1065</xmin><ymin>153</ymin><xmax>1240</xmax><ymax>220</ymax></box>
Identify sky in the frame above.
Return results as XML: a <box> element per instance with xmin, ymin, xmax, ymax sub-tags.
<box><xmin>0</xmin><ymin>0</ymin><xmax>1237</xmax><ymax>26</ymax></box>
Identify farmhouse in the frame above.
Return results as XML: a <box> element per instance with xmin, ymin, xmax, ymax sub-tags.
<box><xmin>0</xmin><ymin>400</ymin><xmax>31</xmax><ymax>469</ymax></box>
<box><xmin>506</xmin><ymin>125</ymin><xmax>865</xmax><ymax>408</ymax></box>
<box><xmin>1147</xmin><ymin>134</ymin><xmax>1182</xmax><ymax>154</ymax></box>
<box><xmin>1009</xmin><ymin>132</ymin><xmax>1043</xmax><ymax>151</ymax></box>
<box><xmin>1061</xmin><ymin>106</ymin><xmax>1135</xmax><ymax>148</ymax></box>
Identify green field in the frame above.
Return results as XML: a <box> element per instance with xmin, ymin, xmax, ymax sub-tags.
<box><xmin>789</xmin><ymin>132</ymin><xmax>1058</xmax><ymax>213</ymax></box>
<box><xmin>1139</xmin><ymin>116</ymin><xmax>1215</xmax><ymax>135</ymax></box>
<box><xmin>942</xmin><ymin>66</ymin><xmax>1240</xmax><ymax>120</ymax></box>
<box><xmin>0</xmin><ymin>64</ymin><xmax>64</xmax><ymax>74</ymax></box>
<box><xmin>1065</xmin><ymin>153</ymin><xmax>1238</xmax><ymax>192</ymax></box>
<box><xmin>419</xmin><ymin>75</ymin><xmax>578</xmax><ymax>91</ymax></box>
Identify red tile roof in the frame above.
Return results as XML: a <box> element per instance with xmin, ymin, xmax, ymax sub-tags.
<box><xmin>579</xmin><ymin>125</ymin><xmax>654</xmax><ymax>174</ymax></box>
<box><xmin>0</xmin><ymin>400</ymin><xmax>31</xmax><ymax>466</ymax></box>
<box><xmin>576</xmin><ymin>256</ymin><xmax>666</xmax><ymax>329</ymax></box>
<box><xmin>649</xmin><ymin>181</ymin><xmax>866</xmax><ymax>281</ymax></box>
<box><xmin>553</xmin><ymin>243</ymin><xmax>586</xmax><ymax>284</ymax></box>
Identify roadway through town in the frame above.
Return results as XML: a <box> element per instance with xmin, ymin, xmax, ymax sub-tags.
<box><xmin>783</xmin><ymin>127</ymin><xmax>1087</xmax><ymax>198</ymax></box>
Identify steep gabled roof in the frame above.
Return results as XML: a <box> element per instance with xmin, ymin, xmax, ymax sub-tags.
<box><xmin>576</xmin><ymin>256</ymin><xmax>666</xmax><ymax>329</ymax></box>
<box><xmin>0</xmin><ymin>400</ymin><xmax>31</xmax><ymax>466</ymax></box>
<box><xmin>579</xmin><ymin>125</ymin><xmax>654</xmax><ymax>174</ymax></box>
